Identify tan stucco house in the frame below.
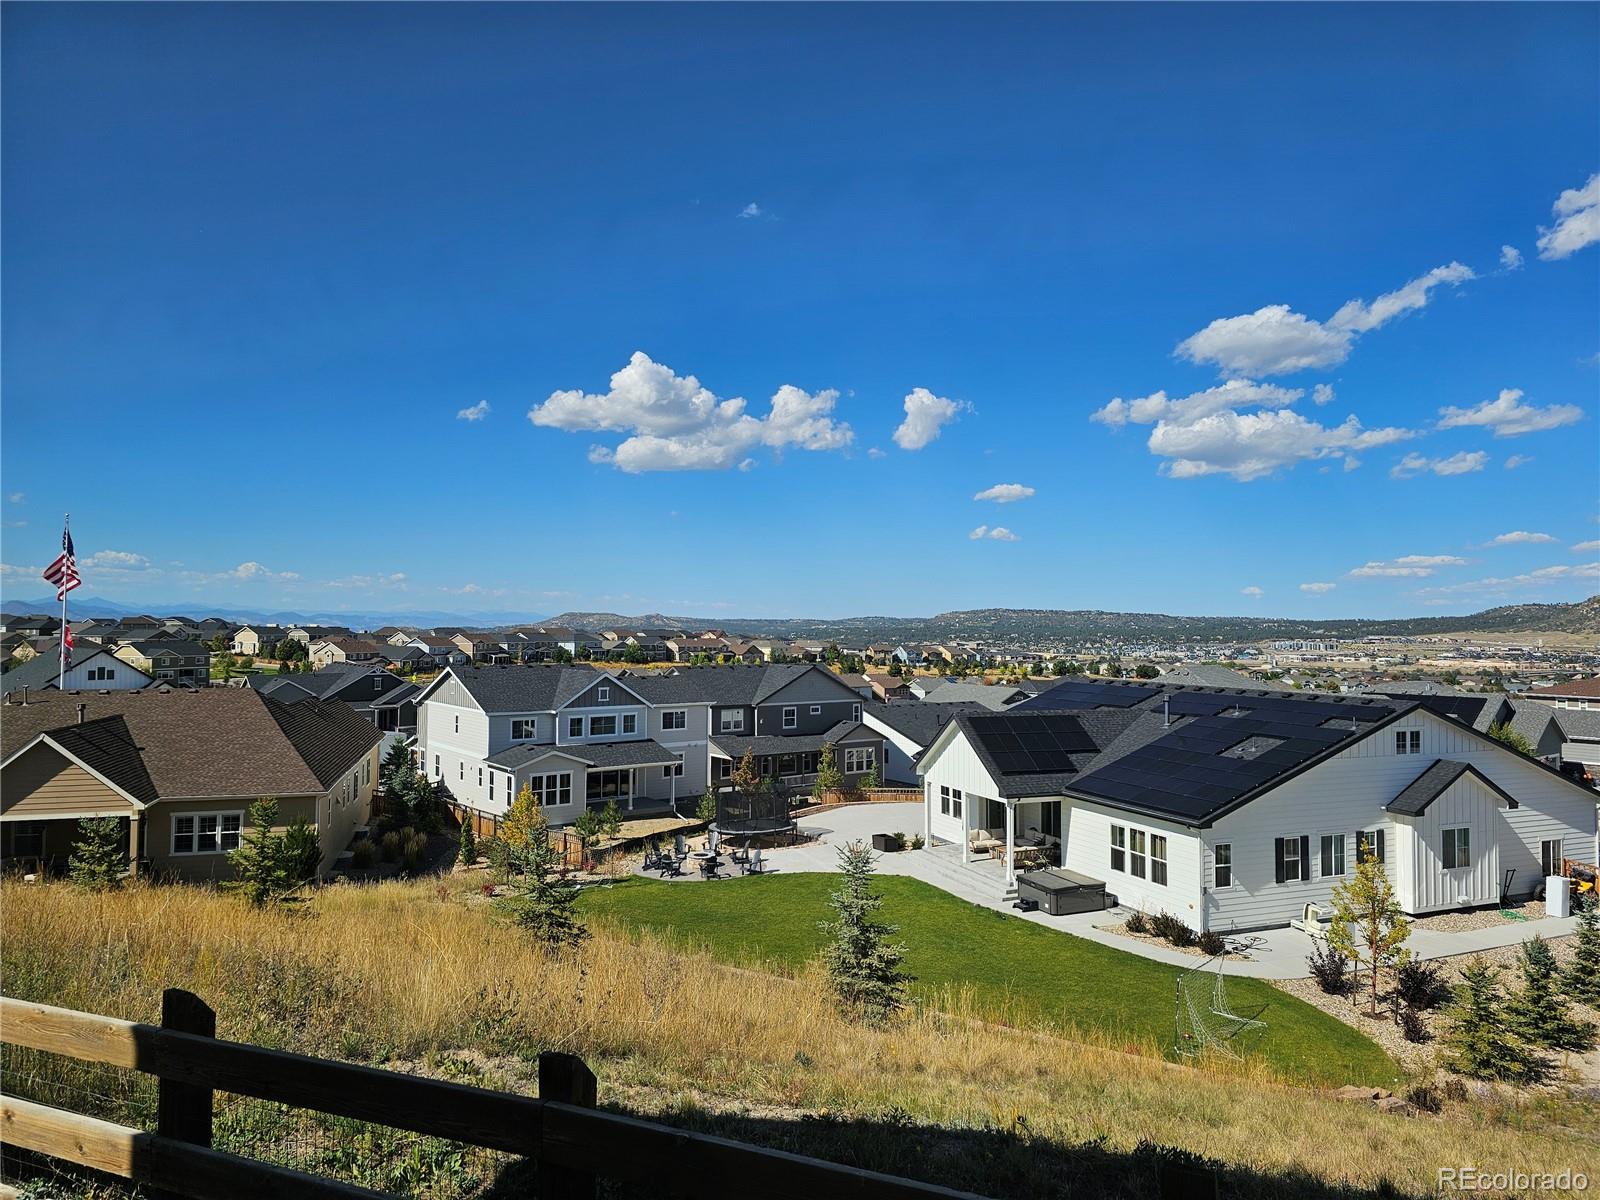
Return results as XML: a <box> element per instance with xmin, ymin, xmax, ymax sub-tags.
<box><xmin>0</xmin><ymin>687</ymin><xmax>381</xmax><ymax>882</ymax></box>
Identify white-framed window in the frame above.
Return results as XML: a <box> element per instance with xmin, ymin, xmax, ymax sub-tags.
<box><xmin>433</xmin><ymin>754</ymin><xmax>440</xmax><ymax>777</ymax></box>
<box><xmin>1319</xmin><ymin>833</ymin><xmax>1346</xmax><ymax>878</ymax></box>
<box><xmin>1442</xmin><ymin>827</ymin><xmax>1471</xmax><ymax>870</ymax></box>
<box><xmin>597</xmin><ymin>686</ymin><xmax>610</xmax><ymax>702</ymax></box>
<box><xmin>489</xmin><ymin>773</ymin><xmax>496</xmax><ymax>803</ymax></box>
<box><xmin>720</xmin><ymin>710</ymin><xmax>744</xmax><ymax>733</ymax></box>
<box><xmin>568</xmin><ymin>716</ymin><xmax>583</xmax><ymax>738</ymax></box>
<box><xmin>1129</xmin><ymin>829</ymin><xmax>1147</xmax><ymax>879</ymax></box>
<box><xmin>1110</xmin><ymin>825</ymin><xmax>1126</xmax><ymax>872</ymax></box>
<box><xmin>622</xmin><ymin>713</ymin><xmax>637</xmax><ymax>735</ymax></box>
<box><xmin>662</xmin><ymin>710</ymin><xmax>686</xmax><ymax>731</ymax></box>
<box><xmin>843</xmin><ymin>746</ymin><xmax>875</xmax><ymax>773</ymax></box>
<box><xmin>782</xmin><ymin>706</ymin><xmax>797</xmax><ymax>730</ymax></box>
<box><xmin>478</xmin><ymin>767</ymin><xmax>484</xmax><ymax>787</ymax></box>
<box><xmin>589</xmin><ymin>715</ymin><xmax>617</xmax><ymax>737</ymax></box>
<box><xmin>718</xmin><ymin>758</ymin><xmax>732</xmax><ymax>779</ymax></box>
<box><xmin>950</xmin><ymin>787</ymin><xmax>962</xmax><ymax>818</ymax></box>
<box><xmin>1213</xmin><ymin>842</ymin><xmax>1232</xmax><ymax>889</ymax></box>
<box><xmin>172</xmin><ymin>811</ymin><xmax>243</xmax><ymax>855</ymax></box>
<box><xmin>1356</xmin><ymin>828</ymin><xmax>1386</xmax><ymax>865</ymax></box>
<box><xmin>1150</xmin><ymin>834</ymin><xmax>1168</xmax><ymax>886</ymax></box>
<box><xmin>939</xmin><ymin>785</ymin><xmax>950</xmax><ymax>815</ymax></box>
<box><xmin>851</xmin><ymin>703</ymin><xmax>862</xmax><ymax>722</ymax></box>
<box><xmin>1542</xmin><ymin>838</ymin><xmax>1563</xmax><ymax>878</ymax></box>
<box><xmin>511</xmin><ymin>718</ymin><xmax>538</xmax><ymax>740</ymax></box>
<box><xmin>1394</xmin><ymin>729</ymin><xmax>1421</xmax><ymax>755</ymax></box>
<box><xmin>809</xmin><ymin>705</ymin><xmax>821</xmax><ymax>715</ymax></box>
<box><xmin>1277</xmin><ymin>835</ymin><xmax>1307</xmax><ymax>883</ymax></box>
<box><xmin>662</xmin><ymin>755</ymin><xmax>683</xmax><ymax>779</ymax></box>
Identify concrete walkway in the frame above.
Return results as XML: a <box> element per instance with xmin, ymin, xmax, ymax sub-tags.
<box><xmin>683</xmin><ymin>802</ymin><xmax>1579</xmax><ymax>980</ymax></box>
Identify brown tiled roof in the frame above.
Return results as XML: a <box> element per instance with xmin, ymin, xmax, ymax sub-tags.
<box><xmin>0</xmin><ymin>688</ymin><xmax>379</xmax><ymax>801</ymax></box>
<box><xmin>1526</xmin><ymin>677</ymin><xmax>1600</xmax><ymax>699</ymax></box>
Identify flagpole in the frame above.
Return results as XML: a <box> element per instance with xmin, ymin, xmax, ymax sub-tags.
<box><xmin>58</xmin><ymin>514</ymin><xmax>69</xmax><ymax>691</ymax></box>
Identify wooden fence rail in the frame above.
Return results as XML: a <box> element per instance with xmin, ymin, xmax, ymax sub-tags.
<box><xmin>0</xmin><ymin>992</ymin><xmax>994</xmax><ymax>1200</ymax></box>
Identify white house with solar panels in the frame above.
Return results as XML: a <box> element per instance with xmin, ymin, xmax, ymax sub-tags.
<box><xmin>915</xmin><ymin>680</ymin><xmax>1598</xmax><ymax>932</ymax></box>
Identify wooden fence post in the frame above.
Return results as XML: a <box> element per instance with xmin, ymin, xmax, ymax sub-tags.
<box><xmin>537</xmin><ymin>1052</ymin><xmax>596</xmax><ymax>1200</ymax></box>
<box><xmin>157</xmin><ymin>989</ymin><xmax>215</xmax><ymax>1146</ymax></box>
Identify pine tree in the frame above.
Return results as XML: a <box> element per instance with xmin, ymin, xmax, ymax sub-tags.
<box><xmin>1327</xmin><ymin>855</ymin><xmax>1411</xmax><ymax>1016</ymax></box>
<box><xmin>819</xmin><ymin>840</ymin><xmax>912</xmax><ymax>1024</ymax></box>
<box><xmin>458</xmin><ymin>820</ymin><xmax>477</xmax><ymax>866</ymax></box>
<box><xmin>509</xmin><ymin>817</ymin><xmax>588</xmax><ymax>954</ymax></box>
<box><xmin>1444</xmin><ymin>957</ymin><xmax>1544</xmax><ymax>1083</ymax></box>
<box><xmin>1507</xmin><ymin>935</ymin><xmax>1596</xmax><ymax>1052</ymax></box>
<box><xmin>379</xmin><ymin>740</ymin><xmax>412</xmax><ymax>793</ymax></box>
<box><xmin>228</xmin><ymin>798</ymin><xmax>293</xmax><ymax>905</ymax></box>
<box><xmin>281</xmin><ymin>817</ymin><xmax>322</xmax><ymax>883</ymax></box>
<box><xmin>599</xmin><ymin>798</ymin><xmax>623</xmax><ymax>842</ymax></box>
<box><xmin>68</xmin><ymin>817</ymin><xmax>125</xmax><ymax>890</ymax></box>
<box><xmin>696</xmin><ymin>785</ymin><xmax>717</xmax><ymax>825</ymax></box>
<box><xmin>1562</xmin><ymin>899</ymin><xmax>1600</xmax><ymax>1006</ymax></box>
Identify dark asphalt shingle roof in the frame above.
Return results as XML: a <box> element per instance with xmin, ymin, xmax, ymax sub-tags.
<box><xmin>1386</xmin><ymin>758</ymin><xmax>1518</xmax><ymax>816</ymax></box>
<box><xmin>486</xmin><ymin>738</ymin><xmax>680</xmax><ymax>770</ymax></box>
<box><xmin>710</xmin><ymin>720</ymin><xmax>881</xmax><ymax>760</ymax></box>
<box><xmin>866</xmin><ymin>699</ymin><xmax>996</xmax><ymax>748</ymax></box>
<box><xmin>437</xmin><ymin>662</ymin><xmax>861</xmax><ymax>713</ymax></box>
<box><xmin>0</xmin><ymin>689</ymin><xmax>379</xmax><ymax>800</ymax></box>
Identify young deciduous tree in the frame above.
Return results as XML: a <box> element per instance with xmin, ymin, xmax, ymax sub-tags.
<box><xmin>500</xmin><ymin>783</ymin><xmax>545</xmax><ymax>855</ymax></box>
<box><xmin>696</xmin><ymin>784</ymin><xmax>717</xmax><ymax>825</ymax></box>
<box><xmin>68</xmin><ymin>817</ymin><xmax>125</xmax><ymax>890</ymax></box>
<box><xmin>598</xmin><ymin>798</ymin><xmax>623</xmax><ymax>842</ymax></box>
<box><xmin>819</xmin><ymin>841</ymin><xmax>911</xmax><ymax>1024</ymax></box>
<box><xmin>812</xmin><ymin>742</ymin><xmax>843</xmax><ymax>800</ymax></box>
<box><xmin>1327</xmin><ymin>855</ymin><xmax>1411</xmax><ymax>1016</ymax></box>
<box><xmin>1562</xmin><ymin>899</ymin><xmax>1600</xmax><ymax>1006</ymax></box>
<box><xmin>1506</xmin><ymin>935</ymin><xmax>1596</xmax><ymax>1052</ymax></box>
<box><xmin>731</xmin><ymin>748</ymin><xmax>765</xmax><ymax>800</ymax></box>
<box><xmin>1444</xmin><ymin>957</ymin><xmax>1544</xmax><ymax>1083</ymax></box>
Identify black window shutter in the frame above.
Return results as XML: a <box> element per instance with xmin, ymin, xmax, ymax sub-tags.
<box><xmin>1299</xmin><ymin>836</ymin><xmax>1310</xmax><ymax>882</ymax></box>
<box><xmin>1353</xmin><ymin>829</ymin><xmax>1363</xmax><ymax>863</ymax></box>
<box><xmin>1274</xmin><ymin>837</ymin><xmax>1285</xmax><ymax>885</ymax></box>
<box><xmin>1376</xmin><ymin>829</ymin><xmax>1385</xmax><ymax>864</ymax></box>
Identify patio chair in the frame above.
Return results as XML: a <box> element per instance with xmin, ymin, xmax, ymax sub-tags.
<box><xmin>747</xmin><ymin>848</ymin><xmax>764</xmax><ymax>875</ymax></box>
<box><xmin>969</xmin><ymin>828</ymin><xmax>1003</xmax><ymax>854</ymax></box>
<box><xmin>661</xmin><ymin>856</ymin><xmax>684</xmax><ymax>879</ymax></box>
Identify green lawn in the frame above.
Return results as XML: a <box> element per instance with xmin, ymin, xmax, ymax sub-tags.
<box><xmin>579</xmin><ymin>873</ymin><xmax>1398</xmax><ymax>1087</ymax></box>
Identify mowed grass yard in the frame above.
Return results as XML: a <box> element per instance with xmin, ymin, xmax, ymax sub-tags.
<box><xmin>580</xmin><ymin>873</ymin><xmax>1396</xmax><ymax>1087</ymax></box>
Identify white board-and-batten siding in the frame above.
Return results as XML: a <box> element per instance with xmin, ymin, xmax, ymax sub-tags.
<box><xmin>922</xmin><ymin>733</ymin><xmax>1001</xmax><ymax>846</ymax></box>
<box><xmin>1061</xmin><ymin>799</ymin><xmax>1203</xmax><ymax>923</ymax></box>
<box><xmin>1204</xmin><ymin>708</ymin><xmax>1596</xmax><ymax>930</ymax></box>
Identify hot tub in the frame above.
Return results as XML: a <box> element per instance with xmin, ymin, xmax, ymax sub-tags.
<box><xmin>1016</xmin><ymin>868</ymin><xmax>1108</xmax><ymax>916</ymax></box>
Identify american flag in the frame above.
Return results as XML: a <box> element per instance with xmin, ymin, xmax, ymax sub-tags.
<box><xmin>42</xmin><ymin>520</ymin><xmax>81</xmax><ymax>601</ymax></box>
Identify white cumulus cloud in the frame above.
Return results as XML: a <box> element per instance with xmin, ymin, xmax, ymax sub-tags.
<box><xmin>1437</xmin><ymin>388</ymin><xmax>1584</xmax><ymax>437</ymax></box>
<box><xmin>1240</xmin><ymin>586</ymin><xmax>1264</xmax><ymax>598</ymax></box>
<box><xmin>1347</xmin><ymin>555</ymin><xmax>1466</xmax><ymax>578</ymax></box>
<box><xmin>1149</xmin><ymin>410</ymin><xmax>1413</xmax><ymax>482</ymax></box>
<box><xmin>529</xmin><ymin>352</ymin><xmax>852</xmax><ymax>473</ymax></box>
<box><xmin>84</xmin><ymin>550</ymin><xmax>151</xmax><ymax>570</ymax></box>
<box><xmin>1299</xmin><ymin>582</ymin><xmax>1337</xmax><ymax>594</ymax></box>
<box><xmin>893</xmin><ymin>387</ymin><xmax>968</xmax><ymax>450</ymax></box>
<box><xmin>1536</xmin><ymin>173</ymin><xmax>1600</xmax><ymax>260</ymax></box>
<box><xmin>1504</xmin><ymin>454</ymin><xmax>1534</xmax><ymax>470</ymax></box>
<box><xmin>1499</xmin><ymin>245</ymin><xmax>1524</xmax><ymax>270</ymax></box>
<box><xmin>1572</xmin><ymin>539</ymin><xmax>1600</xmax><ymax>554</ymax></box>
<box><xmin>973</xmin><ymin>483</ymin><xmax>1035</xmax><ymax>504</ymax></box>
<box><xmin>456</xmin><ymin>400</ymin><xmax>491</xmax><ymax>422</ymax></box>
<box><xmin>867</xmin><ymin>447</ymin><xmax>886</xmax><ymax>459</ymax></box>
<box><xmin>968</xmin><ymin>525</ymin><xmax>1019</xmax><ymax>542</ymax></box>
<box><xmin>1389</xmin><ymin>450</ymin><xmax>1489</xmax><ymax>479</ymax></box>
<box><xmin>1311</xmin><ymin>384</ymin><xmax>1335</xmax><ymax>406</ymax></box>
<box><xmin>739</xmin><ymin>202</ymin><xmax>766</xmax><ymax>219</ymax></box>
<box><xmin>1488</xmin><ymin>530</ymin><xmax>1556</xmax><ymax>545</ymax></box>
<box><xmin>1175</xmin><ymin>263</ymin><xmax>1474</xmax><ymax>377</ymax></box>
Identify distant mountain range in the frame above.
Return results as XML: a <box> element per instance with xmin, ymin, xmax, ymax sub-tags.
<box><xmin>544</xmin><ymin>597</ymin><xmax>1600</xmax><ymax>643</ymax></box>
<box><xmin>4</xmin><ymin>593</ymin><xmax>1594</xmax><ymax>642</ymax></box>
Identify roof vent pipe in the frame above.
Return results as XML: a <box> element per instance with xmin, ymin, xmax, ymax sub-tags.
<box><xmin>19</xmin><ymin>686</ymin><xmax>27</xmax><ymax>706</ymax></box>
<box><xmin>1163</xmin><ymin>696</ymin><xmax>1171</xmax><ymax>728</ymax></box>
<box><xmin>77</xmin><ymin>702</ymin><xmax>87</xmax><ymax>725</ymax></box>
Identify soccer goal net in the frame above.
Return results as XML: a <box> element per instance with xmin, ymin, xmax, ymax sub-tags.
<box><xmin>1173</xmin><ymin>954</ymin><xmax>1266</xmax><ymax>1059</ymax></box>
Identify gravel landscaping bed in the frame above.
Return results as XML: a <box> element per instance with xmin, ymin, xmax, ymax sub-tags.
<box><xmin>1408</xmin><ymin>900</ymin><xmax>1550</xmax><ymax>934</ymax></box>
<box><xmin>1273</xmin><ymin>934</ymin><xmax>1600</xmax><ymax>1082</ymax></box>
<box><xmin>1095</xmin><ymin>919</ymin><xmax>1252</xmax><ymax>960</ymax></box>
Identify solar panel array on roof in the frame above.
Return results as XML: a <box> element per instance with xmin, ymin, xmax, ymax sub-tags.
<box><xmin>966</xmin><ymin>712</ymin><xmax>1098</xmax><ymax>775</ymax></box>
<box><xmin>1391</xmin><ymin>694</ymin><xmax>1492</xmax><ymax>728</ymax></box>
<box><xmin>1015</xmin><ymin>680</ymin><xmax>1160</xmax><ymax>711</ymax></box>
<box><xmin>1068</xmin><ymin>692</ymin><xmax>1407</xmax><ymax>824</ymax></box>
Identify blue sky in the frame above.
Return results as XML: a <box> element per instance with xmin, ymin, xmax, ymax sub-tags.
<box><xmin>3</xmin><ymin>3</ymin><xmax>1597</xmax><ymax>620</ymax></box>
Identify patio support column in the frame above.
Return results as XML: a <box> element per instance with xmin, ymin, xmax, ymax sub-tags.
<box><xmin>627</xmin><ymin>768</ymin><xmax>635</xmax><ymax>812</ymax></box>
<box><xmin>127</xmin><ymin>812</ymin><xmax>141</xmax><ymax>879</ymax></box>
<box><xmin>922</xmin><ymin>779</ymin><xmax>931</xmax><ymax>850</ymax></box>
<box><xmin>1004</xmin><ymin>799</ymin><xmax>1016</xmax><ymax>891</ymax></box>
<box><xmin>961</xmin><ymin>790</ymin><xmax>972</xmax><ymax>863</ymax></box>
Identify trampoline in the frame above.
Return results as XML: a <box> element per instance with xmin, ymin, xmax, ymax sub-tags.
<box><xmin>711</xmin><ymin>790</ymin><xmax>797</xmax><ymax>843</ymax></box>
